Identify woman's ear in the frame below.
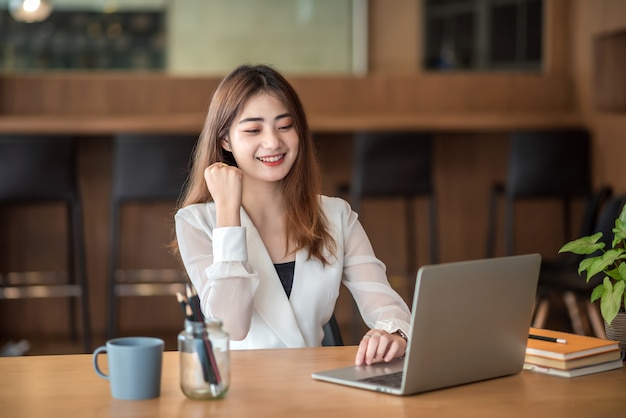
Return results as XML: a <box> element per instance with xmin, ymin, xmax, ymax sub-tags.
<box><xmin>221</xmin><ymin>138</ymin><xmax>231</xmax><ymax>152</ymax></box>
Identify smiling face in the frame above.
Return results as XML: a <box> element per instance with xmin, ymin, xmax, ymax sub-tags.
<box><xmin>224</xmin><ymin>93</ymin><xmax>299</xmax><ymax>185</ymax></box>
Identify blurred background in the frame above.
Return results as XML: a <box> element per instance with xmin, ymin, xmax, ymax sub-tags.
<box><xmin>0</xmin><ymin>0</ymin><xmax>624</xmax><ymax>355</ymax></box>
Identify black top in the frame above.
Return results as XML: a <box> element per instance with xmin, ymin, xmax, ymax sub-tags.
<box><xmin>274</xmin><ymin>261</ymin><xmax>295</xmax><ymax>298</ymax></box>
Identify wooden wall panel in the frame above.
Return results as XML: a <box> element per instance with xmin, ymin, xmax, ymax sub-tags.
<box><xmin>368</xmin><ymin>0</ymin><xmax>420</xmax><ymax>73</ymax></box>
<box><xmin>0</xmin><ymin>74</ymin><xmax>219</xmax><ymax>116</ymax></box>
<box><xmin>592</xmin><ymin>115</ymin><xmax>626</xmax><ymax>192</ymax></box>
<box><xmin>570</xmin><ymin>0</ymin><xmax>626</xmax><ymax>193</ymax></box>
<box><xmin>545</xmin><ymin>0</ymin><xmax>572</xmax><ymax>75</ymax></box>
<box><xmin>593</xmin><ymin>30</ymin><xmax>626</xmax><ymax>112</ymax></box>
<box><xmin>0</xmin><ymin>72</ymin><xmax>576</xmax><ymax>117</ymax></box>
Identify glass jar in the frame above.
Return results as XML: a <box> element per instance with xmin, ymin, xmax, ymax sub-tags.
<box><xmin>178</xmin><ymin>318</ymin><xmax>230</xmax><ymax>400</ymax></box>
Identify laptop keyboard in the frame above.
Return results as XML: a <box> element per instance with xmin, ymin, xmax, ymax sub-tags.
<box><xmin>358</xmin><ymin>371</ymin><xmax>403</xmax><ymax>388</ymax></box>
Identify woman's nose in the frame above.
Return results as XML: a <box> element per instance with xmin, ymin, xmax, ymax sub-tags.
<box><xmin>261</xmin><ymin>130</ymin><xmax>281</xmax><ymax>149</ymax></box>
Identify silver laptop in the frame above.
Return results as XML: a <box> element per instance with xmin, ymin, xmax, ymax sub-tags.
<box><xmin>312</xmin><ymin>254</ymin><xmax>541</xmax><ymax>395</ymax></box>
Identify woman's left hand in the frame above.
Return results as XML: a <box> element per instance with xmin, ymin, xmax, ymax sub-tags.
<box><xmin>355</xmin><ymin>329</ymin><xmax>407</xmax><ymax>366</ymax></box>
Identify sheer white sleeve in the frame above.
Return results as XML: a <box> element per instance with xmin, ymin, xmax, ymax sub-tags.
<box><xmin>338</xmin><ymin>201</ymin><xmax>412</xmax><ymax>336</ymax></box>
<box><xmin>175</xmin><ymin>208</ymin><xmax>259</xmax><ymax>340</ymax></box>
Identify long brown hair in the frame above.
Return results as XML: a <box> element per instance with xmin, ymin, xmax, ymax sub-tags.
<box><xmin>176</xmin><ymin>64</ymin><xmax>336</xmax><ymax>265</ymax></box>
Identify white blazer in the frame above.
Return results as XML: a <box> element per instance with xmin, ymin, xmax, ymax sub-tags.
<box><xmin>175</xmin><ymin>195</ymin><xmax>411</xmax><ymax>350</ymax></box>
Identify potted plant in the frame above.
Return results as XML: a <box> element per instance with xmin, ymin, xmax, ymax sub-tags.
<box><xmin>558</xmin><ymin>201</ymin><xmax>626</xmax><ymax>327</ymax></box>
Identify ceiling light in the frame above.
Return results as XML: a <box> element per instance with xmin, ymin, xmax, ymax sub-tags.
<box><xmin>9</xmin><ymin>0</ymin><xmax>53</xmax><ymax>23</ymax></box>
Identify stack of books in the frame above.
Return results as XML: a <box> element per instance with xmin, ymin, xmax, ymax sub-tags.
<box><xmin>523</xmin><ymin>327</ymin><xmax>624</xmax><ymax>378</ymax></box>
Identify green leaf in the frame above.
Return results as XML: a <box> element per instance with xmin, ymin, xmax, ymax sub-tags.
<box><xmin>586</xmin><ymin>249</ymin><xmax>623</xmax><ymax>281</ymax></box>
<box><xmin>590</xmin><ymin>282</ymin><xmax>605</xmax><ymax>303</ymax></box>
<box><xmin>612</xmin><ymin>232</ymin><xmax>626</xmax><ymax>248</ymax></box>
<box><xmin>559</xmin><ymin>233</ymin><xmax>604</xmax><ymax>255</ymax></box>
<box><xmin>613</xmin><ymin>218</ymin><xmax>626</xmax><ymax>245</ymax></box>
<box><xmin>577</xmin><ymin>257</ymin><xmax>597</xmax><ymax>275</ymax></box>
<box><xmin>606</xmin><ymin>268</ymin><xmax>623</xmax><ymax>280</ymax></box>
<box><xmin>601</xmin><ymin>279</ymin><xmax>625</xmax><ymax>326</ymax></box>
<box><xmin>619</xmin><ymin>263</ymin><xmax>626</xmax><ymax>281</ymax></box>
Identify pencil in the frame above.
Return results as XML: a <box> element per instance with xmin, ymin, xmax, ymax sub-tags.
<box><xmin>176</xmin><ymin>292</ymin><xmax>188</xmax><ymax>318</ymax></box>
<box><xmin>186</xmin><ymin>284</ymin><xmax>205</xmax><ymax>321</ymax></box>
<box><xmin>529</xmin><ymin>334</ymin><xmax>567</xmax><ymax>344</ymax></box>
<box><xmin>177</xmin><ymin>289</ymin><xmax>222</xmax><ymax>385</ymax></box>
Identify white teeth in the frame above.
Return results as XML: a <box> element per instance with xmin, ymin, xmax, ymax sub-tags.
<box><xmin>258</xmin><ymin>154</ymin><xmax>284</xmax><ymax>163</ymax></box>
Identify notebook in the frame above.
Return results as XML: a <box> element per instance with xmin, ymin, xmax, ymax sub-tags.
<box><xmin>312</xmin><ymin>253</ymin><xmax>541</xmax><ymax>395</ymax></box>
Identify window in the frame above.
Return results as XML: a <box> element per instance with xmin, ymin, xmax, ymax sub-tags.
<box><xmin>423</xmin><ymin>0</ymin><xmax>543</xmax><ymax>71</ymax></box>
<box><xmin>0</xmin><ymin>0</ymin><xmax>365</xmax><ymax>74</ymax></box>
<box><xmin>0</xmin><ymin>9</ymin><xmax>165</xmax><ymax>71</ymax></box>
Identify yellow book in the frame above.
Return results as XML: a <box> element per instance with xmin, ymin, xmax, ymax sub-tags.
<box><xmin>526</xmin><ymin>327</ymin><xmax>620</xmax><ymax>361</ymax></box>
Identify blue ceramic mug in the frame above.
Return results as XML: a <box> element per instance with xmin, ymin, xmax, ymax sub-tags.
<box><xmin>93</xmin><ymin>337</ymin><xmax>164</xmax><ymax>400</ymax></box>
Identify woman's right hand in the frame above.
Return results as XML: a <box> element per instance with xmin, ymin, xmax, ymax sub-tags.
<box><xmin>204</xmin><ymin>162</ymin><xmax>243</xmax><ymax>227</ymax></box>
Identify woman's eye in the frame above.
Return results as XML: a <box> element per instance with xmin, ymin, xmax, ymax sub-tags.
<box><xmin>243</xmin><ymin>129</ymin><xmax>260</xmax><ymax>134</ymax></box>
<box><xmin>278</xmin><ymin>124</ymin><xmax>293</xmax><ymax>132</ymax></box>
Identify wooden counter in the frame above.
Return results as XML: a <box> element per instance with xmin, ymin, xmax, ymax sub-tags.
<box><xmin>0</xmin><ymin>112</ymin><xmax>582</xmax><ymax>135</ymax></box>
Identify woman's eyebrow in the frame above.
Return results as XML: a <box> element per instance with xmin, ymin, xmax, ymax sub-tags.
<box><xmin>238</xmin><ymin>117</ymin><xmax>263</xmax><ymax>124</ymax></box>
<box><xmin>238</xmin><ymin>113</ymin><xmax>291</xmax><ymax>124</ymax></box>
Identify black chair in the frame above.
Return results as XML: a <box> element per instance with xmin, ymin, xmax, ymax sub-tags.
<box><xmin>340</xmin><ymin>131</ymin><xmax>438</xmax><ymax>342</ymax></box>
<box><xmin>321</xmin><ymin>314</ymin><xmax>344</xmax><ymax>347</ymax></box>
<box><xmin>485</xmin><ymin>129</ymin><xmax>612</xmax><ymax>335</ymax></box>
<box><xmin>0</xmin><ymin>135</ymin><xmax>91</xmax><ymax>352</ymax></box>
<box><xmin>107</xmin><ymin>133</ymin><xmax>197</xmax><ymax>338</ymax></box>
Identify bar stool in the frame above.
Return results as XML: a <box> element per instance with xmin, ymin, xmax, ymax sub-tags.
<box><xmin>340</xmin><ymin>131</ymin><xmax>438</xmax><ymax>342</ymax></box>
<box><xmin>485</xmin><ymin>129</ymin><xmax>611</xmax><ymax>335</ymax></box>
<box><xmin>107</xmin><ymin>133</ymin><xmax>197</xmax><ymax>338</ymax></box>
<box><xmin>0</xmin><ymin>135</ymin><xmax>91</xmax><ymax>352</ymax></box>
<box><xmin>486</xmin><ymin>129</ymin><xmax>598</xmax><ymax>257</ymax></box>
<box><xmin>349</xmin><ymin>131</ymin><xmax>438</xmax><ymax>279</ymax></box>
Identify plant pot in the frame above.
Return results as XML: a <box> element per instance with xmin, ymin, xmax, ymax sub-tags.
<box><xmin>605</xmin><ymin>311</ymin><xmax>626</xmax><ymax>360</ymax></box>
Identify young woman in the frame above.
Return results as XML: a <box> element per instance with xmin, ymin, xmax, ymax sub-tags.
<box><xmin>174</xmin><ymin>64</ymin><xmax>410</xmax><ymax>366</ymax></box>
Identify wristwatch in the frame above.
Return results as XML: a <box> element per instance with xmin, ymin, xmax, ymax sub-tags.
<box><xmin>394</xmin><ymin>329</ymin><xmax>409</xmax><ymax>343</ymax></box>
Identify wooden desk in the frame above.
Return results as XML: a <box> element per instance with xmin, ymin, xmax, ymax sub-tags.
<box><xmin>1</xmin><ymin>346</ymin><xmax>625</xmax><ymax>417</ymax></box>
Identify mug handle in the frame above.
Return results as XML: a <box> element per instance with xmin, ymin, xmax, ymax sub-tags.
<box><xmin>92</xmin><ymin>345</ymin><xmax>110</xmax><ymax>380</ymax></box>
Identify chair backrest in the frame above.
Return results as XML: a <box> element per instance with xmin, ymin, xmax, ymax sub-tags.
<box><xmin>502</xmin><ymin>129</ymin><xmax>596</xmax><ymax>255</ymax></box>
<box><xmin>112</xmin><ymin>133</ymin><xmax>197</xmax><ymax>202</ymax></box>
<box><xmin>577</xmin><ymin>186</ymin><xmax>613</xmax><ymax>240</ymax></box>
<box><xmin>351</xmin><ymin>131</ymin><xmax>434</xmax><ymax>204</ymax></box>
<box><xmin>506</xmin><ymin>129</ymin><xmax>591</xmax><ymax>197</ymax></box>
<box><xmin>321</xmin><ymin>314</ymin><xmax>344</xmax><ymax>347</ymax></box>
<box><xmin>0</xmin><ymin>135</ymin><xmax>78</xmax><ymax>201</ymax></box>
<box><xmin>590</xmin><ymin>194</ymin><xmax>626</xmax><ymax>255</ymax></box>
